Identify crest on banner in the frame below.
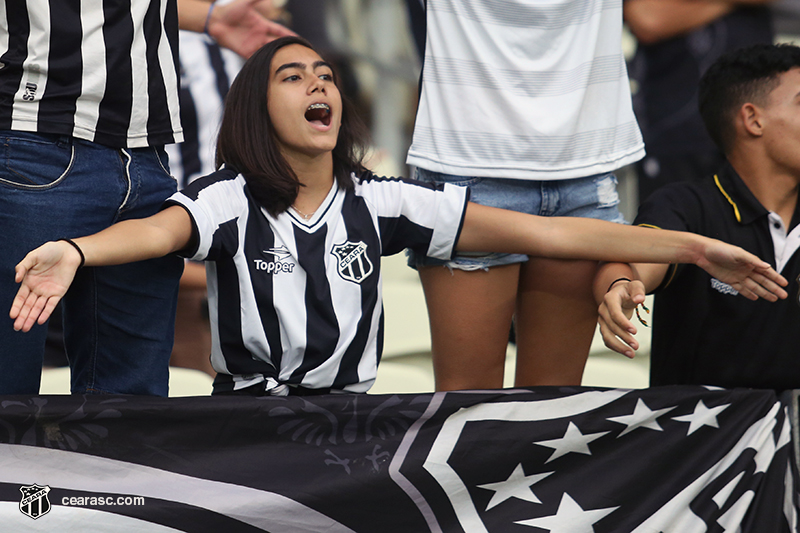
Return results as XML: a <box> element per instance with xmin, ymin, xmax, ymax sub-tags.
<box><xmin>19</xmin><ymin>484</ymin><xmax>51</xmax><ymax>519</ymax></box>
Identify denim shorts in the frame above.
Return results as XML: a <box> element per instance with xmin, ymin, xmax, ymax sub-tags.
<box><xmin>408</xmin><ymin>168</ymin><xmax>627</xmax><ymax>270</ymax></box>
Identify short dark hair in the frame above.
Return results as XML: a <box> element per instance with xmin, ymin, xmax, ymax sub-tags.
<box><xmin>216</xmin><ymin>36</ymin><xmax>369</xmax><ymax>216</ymax></box>
<box><xmin>699</xmin><ymin>43</ymin><xmax>800</xmax><ymax>154</ymax></box>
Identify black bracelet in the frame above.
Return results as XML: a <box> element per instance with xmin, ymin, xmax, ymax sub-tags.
<box><xmin>606</xmin><ymin>277</ymin><xmax>631</xmax><ymax>293</ymax></box>
<box><xmin>59</xmin><ymin>238</ymin><xmax>85</xmax><ymax>269</ymax></box>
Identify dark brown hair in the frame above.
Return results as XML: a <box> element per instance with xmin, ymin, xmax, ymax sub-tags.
<box><xmin>699</xmin><ymin>43</ymin><xmax>800</xmax><ymax>155</ymax></box>
<box><xmin>216</xmin><ymin>36</ymin><xmax>368</xmax><ymax>216</ymax></box>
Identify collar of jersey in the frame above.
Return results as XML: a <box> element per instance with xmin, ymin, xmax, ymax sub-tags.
<box><xmin>287</xmin><ymin>182</ymin><xmax>340</xmax><ymax>230</ymax></box>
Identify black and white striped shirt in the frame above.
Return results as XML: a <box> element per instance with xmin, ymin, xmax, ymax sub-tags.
<box><xmin>165</xmin><ymin>31</ymin><xmax>243</xmax><ymax>188</ymax></box>
<box><xmin>0</xmin><ymin>0</ymin><xmax>182</xmax><ymax>148</ymax></box>
<box><xmin>168</xmin><ymin>169</ymin><xmax>469</xmax><ymax>393</ymax></box>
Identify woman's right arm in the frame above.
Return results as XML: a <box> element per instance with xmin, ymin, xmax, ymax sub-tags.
<box><xmin>456</xmin><ymin>202</ymin><xmax>788</xmax><ymax>300</ymax></box>
<box><xmin>10</xmin><ymin>206</ymin><xmax>193</xmax><ymax>332</ymax></box>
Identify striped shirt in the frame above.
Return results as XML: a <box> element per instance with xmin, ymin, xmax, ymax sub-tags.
<box><xmin>0</xmin><ymin>0</ymin><xmax>182</xmax><ymax>148</ymax></box>
<box><xmin>168</xmin><ymin>169</ymin><xmax>469</xmax><ymax>393</ymax></box>
<box><xmin>165</xmin><ymin>31</ymin><xmax>243</xmax><ymax>188</ymax></box>
<box><xmin>407</xmin><ymin>0</ymin><xmax>645</xmax><ymax>180</ymax></box>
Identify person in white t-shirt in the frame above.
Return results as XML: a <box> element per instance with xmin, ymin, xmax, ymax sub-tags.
<box><xmin>406</xmin><ymin>0</ymin><xmax>646</xmax><ymax>390</ymax></box>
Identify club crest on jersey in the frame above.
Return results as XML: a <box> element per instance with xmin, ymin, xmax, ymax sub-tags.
<box><xmin>332</xmin><ymin>241</ymin><xmax>373</xmax><ymax>284</ymax></box>
<box><xmin>19</xmin><ymin>484</ymin><xmax>51</xmax><ymax>520</ymax></box>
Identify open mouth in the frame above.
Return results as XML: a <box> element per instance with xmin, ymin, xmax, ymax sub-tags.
<box><xmin>305</xmin><ymin>103</ymin><xmax>331</xmax><ymax>126</ymax></box>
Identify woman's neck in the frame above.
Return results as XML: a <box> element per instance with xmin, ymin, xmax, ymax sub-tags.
<box><xmin>287</xmin><ymin>152</ymin><xmax>336</xmax><ymax>216</ymax></box>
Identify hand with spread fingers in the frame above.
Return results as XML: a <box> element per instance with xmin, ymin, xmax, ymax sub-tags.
<box><xmin>697</xmin><ymin>239</ymin><xmax>789</xmax><ymax>302</ymax></box>
<box><xmin>9</xmin><ymin>241</ymin><xmax>83</xmax><ymax>333</ymax></box>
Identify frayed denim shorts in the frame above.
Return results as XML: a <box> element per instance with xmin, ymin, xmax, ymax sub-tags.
<box><xmin>408</xmin><ymin>168</ymin><xmax>628</xmax><ymax>271</ymax></box>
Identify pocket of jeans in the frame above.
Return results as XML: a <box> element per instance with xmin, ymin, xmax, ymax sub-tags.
<box><xmin>0</xmin><ymin>133</ymin><xmax>75</xmax><ymax>190</ymax></box>
<box><xmin>153</xmin><ymin>146</ymin><xmax>174</xmax><ymax>179</ymax></box>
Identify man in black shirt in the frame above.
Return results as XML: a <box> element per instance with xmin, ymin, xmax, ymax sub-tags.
<box><xmin>593</xmin><ymin>43</ymin><xmax>800</xmax><ymax>390</ymax></box>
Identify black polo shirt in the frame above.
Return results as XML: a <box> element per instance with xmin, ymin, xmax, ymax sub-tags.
<box><xmin>634</xmin><ymin>164</ymin><xmax>800</xmax><ymax>390</ymax></box>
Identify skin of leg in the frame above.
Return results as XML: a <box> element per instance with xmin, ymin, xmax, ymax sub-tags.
<box><xmin>513</xmin><ymin>257</ymin><xmax>600</xmax><ymax>386</ymax></box>
<box><xmin>418</xmin><ymin>263</ymin><xmax>520</xmax><ymax>391</ymax></box>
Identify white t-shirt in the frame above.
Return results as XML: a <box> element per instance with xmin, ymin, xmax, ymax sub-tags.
<box><xmin>406</xmin><ymin>0</ymin><xmax>645</xmax><ymax>180</ymax></box>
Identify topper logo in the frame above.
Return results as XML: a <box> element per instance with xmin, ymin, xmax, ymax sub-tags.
<box><xmin>253</xmin><ymin>259</ymin><xmax>295</xmax><ymax>274</ymax></box>
<box><xmin>254</xmin><ymin>246</ymin><xmax>295</xmax><ymax>274</ymax></box>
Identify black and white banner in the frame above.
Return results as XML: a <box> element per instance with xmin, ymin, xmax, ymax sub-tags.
<box><xmin>0</xmin><ymin>386</ymin><xmax>797</xmax><ymax>532</ymax></box>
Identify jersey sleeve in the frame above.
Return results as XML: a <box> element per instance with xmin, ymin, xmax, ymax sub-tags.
<box><xmin>355</xmin><ymin>174</ymin><xmax>470</xmax><ymax>259</ymax></box>
<box><xmin>163</xmin><ymin>169</ymin><xmax>247</xmax><ymax>262</ymax></box>
<box><xmin>633</xmin><ymin>182</ymin><xmax>705</xmax><ymax>290</ymax></box>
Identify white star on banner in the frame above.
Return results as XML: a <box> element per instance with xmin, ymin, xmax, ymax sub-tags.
<box><xmin>477</xmin><ymin>464</ymin><xmax>553</xmax><ymax>510</ymax></box>
<box><xmin>533</xmin><ymin>422</ymin><xmax>609</xmax><ymax>463</ymax></box>
<box><xmin>607</xmin><ymin>399</ymin><xmax>676</xmax><ymax>437</ymax></box>
<box><xmin>672</xmin><ymin>400</ymin><xmax>730</xmax><ymax>435</ymax></box>
<box><xmin>516</xmin><ymin>493</ymin><xmax>618</xmax><ymax>532</ymax></box>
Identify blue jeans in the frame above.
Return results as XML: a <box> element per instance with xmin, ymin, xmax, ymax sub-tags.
<box><xmin>408</xmin><ymin>169</ymin><xmax>627</xmax><ymax>270</ymax></box>
<box><xmin>0</xmin><ymin>131</ymin><xmax>183</xmax><ymax>395</ymax></box>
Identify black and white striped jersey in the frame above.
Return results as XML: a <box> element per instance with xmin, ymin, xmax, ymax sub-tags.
<box><xmin>0</xmin><ymin>0</ymin><xmax>182</xmax><ymax>148</ymax></box>
<box><xmin>167</xmin><ymin>169</ymin><xmax>469</xmax><ymax>393</ymax></box>
<box><xmin>165</xmin><ymin>31</ymin><xmax>243</xmax><ymax>188</ymax></box>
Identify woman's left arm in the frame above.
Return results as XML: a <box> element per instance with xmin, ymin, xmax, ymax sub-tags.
<box><xmin>456</xmin><ymin>202</ymin><xmax>788</xmax><ymax>301</ymax></box>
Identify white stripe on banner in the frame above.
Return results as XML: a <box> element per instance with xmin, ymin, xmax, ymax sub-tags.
<box><xmin>423</xmin><ymin>389</ymin><xmax>629</xmax><ymax>533</ymax></box>
<box><xmin>0</xmin><ymin>443</ymin><xmax>355</xmax><ymax>533</ymax></box>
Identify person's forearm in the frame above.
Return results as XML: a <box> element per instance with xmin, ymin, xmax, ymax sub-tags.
<box><xmin>71</xmin><ymin>207</ymin><xmax>192</xmax><ymax>268</ymax></box>
<box><xmin>593</xmin><ymin>263</ymin><xmax>636</xmax><ymax>305</ymax></box>
<box><xmin>177</xmin><ymin>0</ymin><xmax>214</xmax><ymax>33</ymax></box>
<box><xmin>625</xmin><ymin>0</ymin><xmax>734</xmax><ymax>44</ymax></box>
<box><xmin>458</xmin><ymin>203</ymin><xmax>710</xmax><ymax>266</ymax></box>
<box><xmin>177</xmin><ymin>0</ymin><xmax>295</xmax><ymax>58</ymax></box>
<box><xmin>593</xmin><ymin>262</ymin><xmax>669</xmax><ymax>304</ymax></box>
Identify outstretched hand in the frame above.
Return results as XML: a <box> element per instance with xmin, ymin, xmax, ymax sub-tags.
<box><xmin>598</xmin><ymin>280</ymin><xmax>647</xmax><ymax>358</ymax></box>
<box><xmin>598</xmin><ymin>239</ymin><xmax>788</xmax><ymax>358</ymax></box>
<box><xmin>9</xmin><ymin>241</ymin><xmax>82</xmax><ymax>333</ymax></box>
<box><xmin>697</xmin><ymin>240</ymin><xmax>788</xmax><ymax>301</ymax></box>
<box><xmin>208</xmin><ymin>0</ymin><xmax>296</xmax><ymax>59</ymax></box>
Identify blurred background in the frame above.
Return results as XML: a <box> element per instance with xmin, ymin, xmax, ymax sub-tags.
<box><xmin>42</xmin><ymin>0</ymin><xmax>800</xmax><ymax>395</ymax></box>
